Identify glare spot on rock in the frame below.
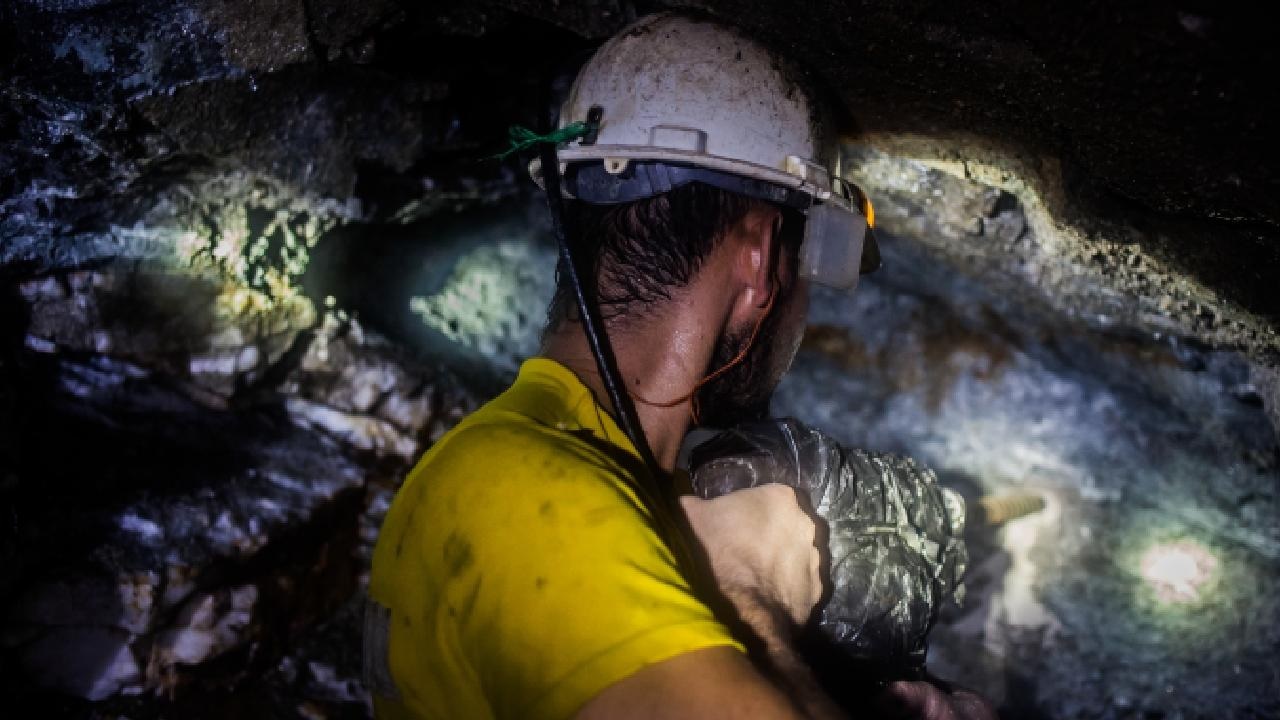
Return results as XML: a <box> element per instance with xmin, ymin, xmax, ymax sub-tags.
<box><xmin>409</xmin><ymin>239</ymin><xmax>557</xmax><ymax>373</ymax></box>
<box><xmin>1140</xmin><ymin>540</ymin><xmax>1218</xmax><ymax>604</ymax></box>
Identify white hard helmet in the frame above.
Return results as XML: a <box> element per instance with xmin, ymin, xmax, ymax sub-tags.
<box><xmin>531</xmin><ymin>12</ymin><xmax>880</xmax><ymax>287</ymax></box>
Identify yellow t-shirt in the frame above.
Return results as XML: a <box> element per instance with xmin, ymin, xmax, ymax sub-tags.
<box><xmin>366</xmin><ymin>357</ymin><xmax>743</xmax><ymax>720</ymax></box>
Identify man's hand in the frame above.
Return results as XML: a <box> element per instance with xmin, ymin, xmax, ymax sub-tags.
<box><xmin>578</xmin><ymin>484</ymin><xmax>840</xmax><ymax>720</ymax></box>
<box><xmin>876</xmin><ymin>680</ymin><xmax>1000</xmax><ymax>720</ymax></box>
<box><xmin>679</xmin><ymin>483</ymin><xmax>823</xmax><ymax>637</ymax></box>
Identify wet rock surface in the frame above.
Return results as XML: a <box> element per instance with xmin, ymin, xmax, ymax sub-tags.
<box><xmin>2</xmin><ymin>1</ymin><xmax>1278</xmax><ymax>718</ymax></box>
<box><xmin>0</xmin><ymin>348</ymin><xmax>364</xmax><ymax>701</ymax></box>
<box><xmin>776</xmin><ymin>234</ymin><xmax>1280</xmax><ymax>719</ymax></box>
<box><xmin>1</xmin><ymin>268</ymin><xmax>475</xmax><ymax>711</ymax></box>
<box><xmin>662</xmin><ymin>1</ymin><xmax>1280</xmax><ymax>341</ymax></box>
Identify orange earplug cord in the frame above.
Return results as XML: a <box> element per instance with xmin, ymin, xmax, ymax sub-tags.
<box><xmin>630</xmin><ymin>281</ymin><xmax>778</xmax><ymax>425</ymax></box>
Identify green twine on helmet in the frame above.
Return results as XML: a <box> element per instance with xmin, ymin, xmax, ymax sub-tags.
<box><xmin>491</xmin><ymin>121</ymin><xmax>597</xmax><ymax>160</ymax></box>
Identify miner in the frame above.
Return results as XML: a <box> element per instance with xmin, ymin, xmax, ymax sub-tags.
<box><xmin>366</xmin><ymin>12</ymin><xmax>993</xmax><ymax>720</ymax></box>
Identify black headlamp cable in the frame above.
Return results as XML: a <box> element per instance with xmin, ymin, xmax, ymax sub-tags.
<box><xmin>536</xmin><ymin>141</ymin><xmax>664</xmax><ymax>481</ymax></box>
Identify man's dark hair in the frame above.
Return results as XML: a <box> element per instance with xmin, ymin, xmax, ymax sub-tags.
<box><xmin>546</xmin><ymin>182</ymin><xmax>800</xmax><ymax>328</ymax></box>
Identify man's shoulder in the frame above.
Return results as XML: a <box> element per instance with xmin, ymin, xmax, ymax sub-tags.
<box><xmin>420</xmin><ymin>408</ymin><xmax>648</xmax><ymax>506</ymax></box>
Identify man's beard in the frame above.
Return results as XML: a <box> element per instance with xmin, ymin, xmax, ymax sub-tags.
<box><xmin>694</xmin><ymin>289</ymin><xmax>800</xmax><ymax>428</ymax></box>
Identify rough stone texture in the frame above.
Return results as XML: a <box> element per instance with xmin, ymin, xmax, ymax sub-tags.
<box><xmin>0</xmin><ymin>300</ymin><xmax>474</xmax><ymax>709</ymax></box>
<box><xmin>3</xmin><ymin>0</ymin><xmax>1279</xmax><ymax>717</ymax></box>
<box><xmin>285</xmin><ymin>313</ymin><xmax>480</xmax><ymax>462</ymax></box>
<box><xmin>2</xmin><ymin>192</ymin><xmax>507</xmax><ymax>714</ymax></box>
<box><xmin>1254</xmin><ymin>363</ymin><xmax>1280</xmax><ymax>446</ymax></box>
<box><xmin>1</xmin><ymin>193</ymin><xmax>474</xmax><ymax>709</ymax></box>
<box><xmin>845</xmin><ymin>144</ymin><xmax>1279</xmax><ymax>381</ymax></box>
<box><xmin>9</xmin><ymin>0</ymin><xmax>1265</xmax><ymax>372</ymax></box>
<box><xmin>5</xmin><ymin>164</ymin><xmax>356</xmax><ymax>400</ymax></box>
<box><xmin>773</xmin><ymin>229</ymin><xmax>1280</xmax><ymax>718</ymax></box>
<box><xmin>0</xmin><ymin>349</ymin><xmax>368</xmax><ymax>702</ymax></box>
<box><xmin>133</xmin><ymin>67</ymin><xmax>437</xmax><ymax>200</ymax></box>
<box><xmin>302</xmin><ymin>202</ymin><xmax>560</xmax><ymax>394</ymax></box>
<box><xmin>193</xmin><ymin>0</ymin><xmax>312</xmax><ymax>72</ymax></box>
<box><xmin>671</xmin><ymin>0</ymin><xmax>1280</xmax><ymax>333</ymax></box>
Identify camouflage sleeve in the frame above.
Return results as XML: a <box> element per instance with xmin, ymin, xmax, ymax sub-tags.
<box><xmin>689</xmin><ymin>418</ymin><xmax>968</xmax><ymax>676</ymax></box>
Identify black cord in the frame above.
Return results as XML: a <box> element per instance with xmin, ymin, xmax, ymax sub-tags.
<box><xmin>537</xmin><ymin>143</ymin><xmax>663</xmax><ymax>480</ymax></box>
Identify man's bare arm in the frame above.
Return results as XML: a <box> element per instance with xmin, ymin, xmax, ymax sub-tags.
<box><xmin>679</xmin><ymin>485</ymin><xmax>845</xmax><ymax>718</ymax></box>
<box><xmin>575</xmin><ymin>645</ymin><xmax>835</xmax><ymax>720</ymax></box>
<box><xmin>578</xmin><ymin>484</ymin><xmax>997</xmax><ymax>720</ymax></box>
<box><xmin>580</xmin><ymin>484</ymin><xmax>844</xmax><ymax>719</ymax></box>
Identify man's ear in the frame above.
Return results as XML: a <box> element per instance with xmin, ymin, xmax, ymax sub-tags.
<box><xmin>733</xmin><ymin>206</ymin><xmax>782</xmax><ymax>311</ymax></box>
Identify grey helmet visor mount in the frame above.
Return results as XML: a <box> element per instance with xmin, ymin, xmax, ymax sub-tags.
<box><xmin>564</xmin><ymin>160</ymin><xmax>882</xmax><ymax>289</ymax></box>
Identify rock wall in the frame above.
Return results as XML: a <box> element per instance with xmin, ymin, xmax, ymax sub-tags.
<box><xmin>774</xmin><ymin>183</ymin><xmax>1280</xmax><ymax>718</ymax></box>
<box><xmin>2</xmin><ymin>3</ymin><xmax>492</xmax><ymax>709</ymax></box>
<box><xmin>2</xmin><ymin>1</ymin><xmax>1278</xmax><ymax>718</ymax></box>
<box><xmin>2</xmin><ymin>268</ymin><xmax>476</xmax><ymax>712</ymax></box>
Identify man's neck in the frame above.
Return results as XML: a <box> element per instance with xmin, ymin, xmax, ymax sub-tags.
<box><xmin>542</xmin><ymin>306</ymin><xmax>725</xmax><ymax>474</ymax></box>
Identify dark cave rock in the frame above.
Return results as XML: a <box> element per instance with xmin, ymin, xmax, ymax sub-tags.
<box><xmin>2</xmin><ymin>0</ymin><xmax>1279</xmax><ymax>716</ymax></box>
<box><xmin>132</xmin><ymin>65</ymin><xmax>439</xmax><ymax>200</ymax></box>
<box><xmin>0</xmin><ymin>349</ymin><xmax>368</xmax><ymax>700</ymax></box>
<box><xmin>0</xmin><ymin>305</ymin><xmax>476</xmax><ymax>702</ymax></box>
